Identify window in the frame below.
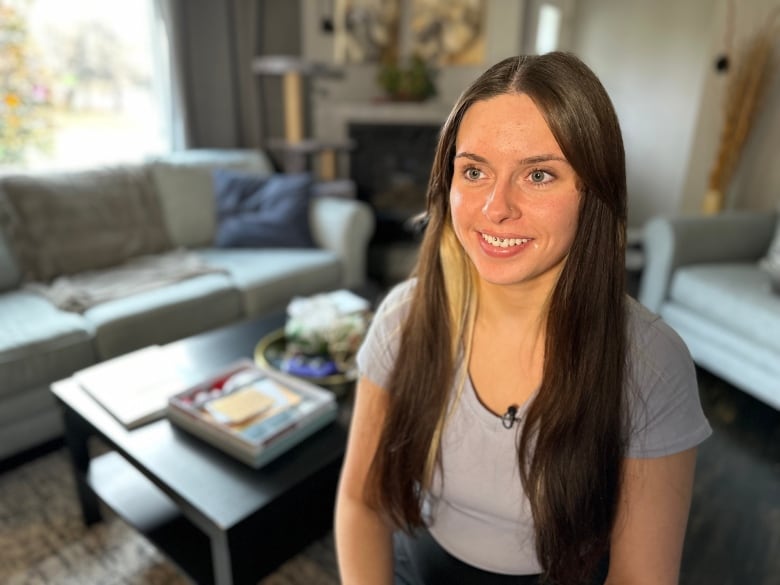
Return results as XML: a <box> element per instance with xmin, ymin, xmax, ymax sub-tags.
<box><xmin>0</xmin><ymin>0</ymin><xmax>170</xmax><ymax>171</ymax></box>
<box><xmin>523</xmin><ymin>0</ymin><xmax>575</xmax><ymax>56</ymax></box>
<box><xmin>535</xmin><ymin>3</ymin><xmax>563</xmax><ymax>55</ymax></box>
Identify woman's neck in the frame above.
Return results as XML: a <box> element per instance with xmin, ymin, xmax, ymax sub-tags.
<box><xmin>469</xmin><ymin>279</ymin><xmax>551</xmax><ymax>412</ymax></box>
<box><xmin>476</xmin><ymin>278</ymin><xmax>552</xmax><ymax>332</ymax></box>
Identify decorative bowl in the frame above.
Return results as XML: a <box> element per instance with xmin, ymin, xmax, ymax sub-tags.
<box><xmin>254</xmin><ymin>328</ymin><xmax>357</xmax><ymax>398</ymax></box>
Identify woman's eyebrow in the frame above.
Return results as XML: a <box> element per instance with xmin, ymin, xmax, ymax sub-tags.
<box><xmin>518</xmin><ymin>154</ymin><xmax>568</xmax><ymax>165</ymax></box>
<box><xmin>454</xmin><ymin>152</ymin><xmax>568</xmax><ymax>165</ymax></box>
<box><xmin>454</xmin><ymin>151</ymin><xmax>488</xmax><ymax>163</ymax></box>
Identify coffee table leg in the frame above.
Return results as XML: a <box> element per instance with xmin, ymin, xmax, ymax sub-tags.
<box><xmin>211</xmin><ymin>531</ymin><xmax>234</xmax><ymax>585</ymax></box>
<box><xmin>62</xmin><ymin>404</ymin><xmax>102</xmax><ymax>525</ymax></box>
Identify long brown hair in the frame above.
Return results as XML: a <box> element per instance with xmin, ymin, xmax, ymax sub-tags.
<box><xmin>368</xmin><ymin>52</ymin><xmax>628</xmax><ymax>584</ymax></box>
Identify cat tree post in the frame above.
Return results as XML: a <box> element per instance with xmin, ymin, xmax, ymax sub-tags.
<box><xmin>282</xmin><ymin>70</ymin><xmax>304</xmax><ymax>144</ymax></box>
<box><xmin>252</xmin><ymin>55</ymin><xmax>353</xmax><ymax>184</ymax></box>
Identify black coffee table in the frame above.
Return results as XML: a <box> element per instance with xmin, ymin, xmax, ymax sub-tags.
<box><xmin>51</xmin><ymin>312</ymin><xmax>349</xmax><ymax>585</ymax></box>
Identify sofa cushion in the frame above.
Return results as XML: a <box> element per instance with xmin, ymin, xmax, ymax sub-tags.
<box><xmin>668</xmin><ymin>264</ymin><xmax>780</xmax><ymax>353</ymax></box>
<box><xmin>660</xmin><ymin>303</ymin><xmax>780</xmax><ymax>410</ymax></box>
<box><xmin>0</xmin><ymin>290</ymin><xmax>96</xmax><ymax>398</ymax></box>
<box><xmin>82</xmin><ymin>273</ymin><xmax>243</xmax><ymax>359</ymax></box>
<box><xmin>0</xmin><ymin>166</ymin><xmax>170</xmax><ymax>282</ymax></box>
<box><xmin>196</xmin><ymin>248</ymin><xmax>342</xmax><ymax>317</ymax></box>
<box><xmin>213</xmin><ymin>170</ymin><xmax>315</xmax><ymax>249</ymax></box>
<box><xmin>148</xmin><ymin>149</ymin><xmax>275</xmax><ymax>248</ymax></box>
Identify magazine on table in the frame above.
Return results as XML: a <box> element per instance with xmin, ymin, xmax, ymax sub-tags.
<box><xmin>166</xmin><ymin>359</ymin><xmax>338</xmax><ymax>468</ymax></box>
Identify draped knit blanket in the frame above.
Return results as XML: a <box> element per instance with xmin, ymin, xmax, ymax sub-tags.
<box><xmin>24</xmin><ymin>249</ymin><xmax>227</xmax><ymax>313</ymax></box>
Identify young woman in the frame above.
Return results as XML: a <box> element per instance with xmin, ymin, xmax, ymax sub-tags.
<box><xmin>335</xmin><ymin>52</ymin><xmax>711</xmax><ymax>585</ymax></box>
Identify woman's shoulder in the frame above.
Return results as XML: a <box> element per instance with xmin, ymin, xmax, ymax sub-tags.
<box><xmin>374</xmin><ymin>278</ymin><xmax>418</xmax><ymax>322</ymax></box>
<box><xmin>625</xmin><ymin>295</ymin><xmax>692</xmax><ymax>372</ymax></box>
<box><xmin>624</xmin><ymin>296</ymin><xmax>711</xmax><ymax>456</ymax></box>
<box><xmin>356</xmin><ymin>278</ymin><xmax>418</xmax><ymax>389</ymax></box>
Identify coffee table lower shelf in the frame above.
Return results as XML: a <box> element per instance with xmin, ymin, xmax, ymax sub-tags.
<box><xmin>87</xmin><ymin>450</ymin><xmax>215</xmax><ymax>584</ymax></box>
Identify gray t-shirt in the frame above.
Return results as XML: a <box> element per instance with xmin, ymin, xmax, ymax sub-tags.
<box><xmin>357</xmin><ymin>279</ymin><xmax>712</xmax><ymax>575</ymax></box>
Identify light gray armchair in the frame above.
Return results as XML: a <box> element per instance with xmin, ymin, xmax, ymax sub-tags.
<box><xmin>638</xmin><ymin>210</ymin><xmax>780</xmax><ymax>410</ymax></box>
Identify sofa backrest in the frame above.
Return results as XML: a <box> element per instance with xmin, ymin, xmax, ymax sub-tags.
<box><xmin>0</xmin><ymin>195</ymin><xmax>21</xmax><ymax>291</ymax></box>
<box><xmin>146</xmin><ymin>149</ymin><xmax>275</xmax><ymax>249</ymax></box>
<box><xmin>0</xmin><ymin>165</ymin><xmax>170</xmax><ymax>283</ymax></box>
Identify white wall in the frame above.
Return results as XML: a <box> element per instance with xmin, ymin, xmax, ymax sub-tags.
<box><xmin>570</xmin><ymin>0</ymin><xmax>715</xmax><ymax>226</ymax></box>
<box><xmin>567</xmin><ymin>0</ymin><xmax>780</xmax><ymax>221</ymax></box>
<box><xmin>732</xmin><ymin>58</ymin><xmax>780</xmax><ymax>211</ymax></box>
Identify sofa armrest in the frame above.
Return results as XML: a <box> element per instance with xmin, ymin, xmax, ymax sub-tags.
<box><xmin>638</xmin><ymin>210</ymin><xmax>777</xmax><ymax>312</ymax></box>
<box><xmin>309</xmin><ymin>197</ymin><xmax>375</xmax><ymax>289</ymax></box>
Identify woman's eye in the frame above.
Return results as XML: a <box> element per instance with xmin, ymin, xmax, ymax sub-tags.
<box><xmin>529</xmin><ymin>169</ymin><xmax>553</xmax><ymax>184</ymax></box>
<box><xmin>465</xmin><ymin>167</ymin><xmax>482</xmax><ymax>180</ymax></box>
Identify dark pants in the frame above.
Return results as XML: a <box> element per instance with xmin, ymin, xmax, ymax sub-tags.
<box><xmin>393</xmin><ymin>527</ymin><xmax>542</xmax><ymax>585</ymax></box>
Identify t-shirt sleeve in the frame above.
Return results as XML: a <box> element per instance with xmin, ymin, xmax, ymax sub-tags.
<box><xmin>626</xmin><ymin>307</ymin><xmax>713</xmax><ymax>458</ymax></box>
<box><xmin>356</xmin><ymin>279</ymin><xmax>416</xmax><ymax>390</ymax></box>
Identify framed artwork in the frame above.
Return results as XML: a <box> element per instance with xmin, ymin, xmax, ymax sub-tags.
<box><xmin>333</xmin><ymin>0</ymin><xmax>401</xmax><ymax>64</ymax></box>
<box><xmin>410</xmin><ymin>0</ymin><xmax>486</xmax><ymax>65</ymax></box>
<box><xmin>332</xmin><ymin>0</ymin><xmax>486</xmax><ymax>66</ymax></box>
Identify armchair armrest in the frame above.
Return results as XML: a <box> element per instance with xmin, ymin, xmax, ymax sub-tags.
<box><xmin>309</xmin><ymin>197</ymin><xmax>375</xmax><ymax>289</ymax></box>
<box><xmin>638</xmin><ymin>210</ymin><xmax>777</xmax><ymax>312</ymax></box>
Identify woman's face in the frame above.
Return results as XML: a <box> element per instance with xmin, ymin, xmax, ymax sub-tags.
<box><xmin>450</xmin><ymin>92</ymin><xmax>581</xmax><ymax>290</ymax></box>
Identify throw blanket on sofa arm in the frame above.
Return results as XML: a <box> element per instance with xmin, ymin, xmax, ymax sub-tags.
<box><xmin>24</xmin><ymin>249</ymin><xmax>227</xmax><ymax>313</ymax></box>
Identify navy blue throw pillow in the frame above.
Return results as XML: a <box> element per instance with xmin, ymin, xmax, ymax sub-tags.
<box><xmin>212</xmin><ymin>169</ymin><xmax>315</xmax><ymax>248</ymax></box>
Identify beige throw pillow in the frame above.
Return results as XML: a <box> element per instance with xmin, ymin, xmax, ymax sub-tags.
<box><xmin>148</xmin><ymin>163</ymin><xmax>219</xmax><ymax>248</ymax></box>
<box><xmin>1</xmin><ymin>166</ymin><xmax>170</xmax><ymax>282</ymax></box>
<box><xmin>148</xmin><ymin>149</ymin><xmax>275</xmax><ymax>248</ymax></box>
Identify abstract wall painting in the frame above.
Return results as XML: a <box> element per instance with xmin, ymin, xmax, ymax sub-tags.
<box><xmin>410</xmin><ymin>0</ymin><xmax>486</xmax><ymax>65</ymax></box>
<box><xmin>332</xmin><ymin>0</ymin><xmax>486</xmax><ymax>66</ymax></box>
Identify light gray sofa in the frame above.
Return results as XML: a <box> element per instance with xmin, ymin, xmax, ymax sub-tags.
<box><xmin>638</xmin><ymin>209</ymin><xmax>780</xmax><ymax>410</ymax></box>
<box><xmin>0</xmin><ymin>149</ymin><xmax>375</xmax><ymax>461</ymax></box>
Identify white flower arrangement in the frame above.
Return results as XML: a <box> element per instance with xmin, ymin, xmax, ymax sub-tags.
<box><xmin>283</xmin><ymin>290</ymin><xmax>371</xmax><ymax>375</ymax></box>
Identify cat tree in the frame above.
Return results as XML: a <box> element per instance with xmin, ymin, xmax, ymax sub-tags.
<box><xmin>252</xmin><ymin>55</ymin><xmax>354</xmax><ymax>191</ymax></box>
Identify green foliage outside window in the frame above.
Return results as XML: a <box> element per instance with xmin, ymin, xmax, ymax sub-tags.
<box><xmin>0</xmin><ymin>0</ymin><xmax>53</xmax><ymax>166</ymax></box>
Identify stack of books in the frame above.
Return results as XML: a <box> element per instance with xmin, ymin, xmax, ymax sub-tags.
<box><xmin>166</xmin><ymin>359</ymin><xmax>338</xmax><ymax>468</ymax></box>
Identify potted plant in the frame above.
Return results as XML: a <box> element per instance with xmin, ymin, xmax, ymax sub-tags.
<box><xmin>377</xmin><ymin>54</ymin><xmax>437</xmax><ymax>102</ymax></box>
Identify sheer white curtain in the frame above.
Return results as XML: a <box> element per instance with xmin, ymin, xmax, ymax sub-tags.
<box><xmin>153</xmin><ymin>0</ymin><xmax>191</xmax><ymax>150</ymax></box>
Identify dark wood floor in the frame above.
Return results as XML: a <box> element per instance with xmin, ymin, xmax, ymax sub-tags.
<box><xmin>681</xmin><ymin>368</ymin><xmax>780</xmax><ymax>585</ymax></box>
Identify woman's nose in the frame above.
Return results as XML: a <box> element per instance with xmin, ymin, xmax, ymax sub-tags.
<box><xmin>482</xmin><ymin>180</ymin><xmax>520</xmax><ymax>222</ymax></box>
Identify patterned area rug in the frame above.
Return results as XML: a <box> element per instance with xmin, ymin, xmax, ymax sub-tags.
<box><xmin>0</xmin><ymin>447</ymin><xmax>339</xmax><ymax>585</ymax></box>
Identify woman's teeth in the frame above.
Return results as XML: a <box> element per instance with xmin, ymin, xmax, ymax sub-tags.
<box><xmin>481</xmin><ymin>234</ymin><xmax>530</xmax><ymax>248</ymax></box>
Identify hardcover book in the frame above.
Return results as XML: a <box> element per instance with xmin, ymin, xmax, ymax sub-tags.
<box><xmin>74</xmin><ymin>345</ymin><xmax>197</xmax><ymax>429</ymax></box>
<box><xmin>166</xmin><ymin>359</ymin><xmax>338</xmax><ymax>468</ymax></box>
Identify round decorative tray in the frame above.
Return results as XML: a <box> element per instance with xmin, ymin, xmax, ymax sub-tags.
<box><xmin>254</xmin><ymin>328</ymin><xmax>357</xmax><ymax>397</ymax></box>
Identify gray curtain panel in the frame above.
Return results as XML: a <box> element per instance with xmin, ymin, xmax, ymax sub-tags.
<box><xmin>156</xmin><ymin>0</ymin><xmax>264</xmax><ymax>150</ymax></box>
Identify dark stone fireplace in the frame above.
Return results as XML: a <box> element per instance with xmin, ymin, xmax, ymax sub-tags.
<box><xmin>348</xmin><ymin>122</ymin><xmax>441</xmax><ymax>246</ymax></box>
